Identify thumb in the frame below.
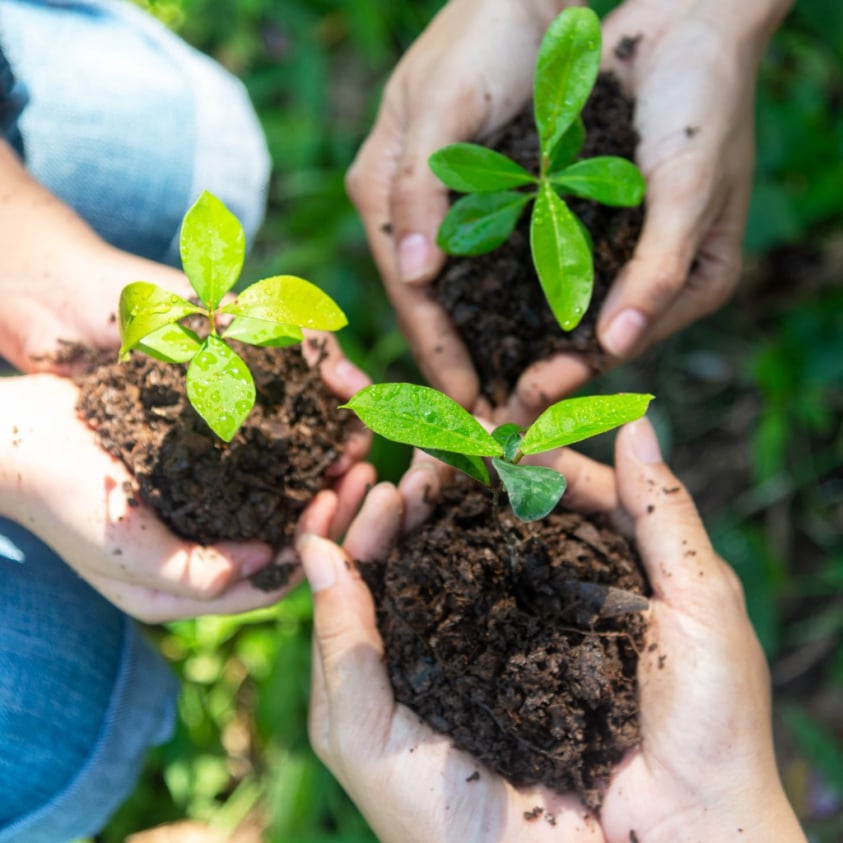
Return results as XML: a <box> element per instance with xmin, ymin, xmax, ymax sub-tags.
<box><xmin>614</xmin><ymin>419</ymin><xmax>720</xmax><ymax>604</ymax></box>
<box><xmin>298</xmin><ymin>533</ymin><xmax>393</xmax><ymax>766</ymax></box>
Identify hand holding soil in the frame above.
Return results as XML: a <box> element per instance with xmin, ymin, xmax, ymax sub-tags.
<box><xmin>0</xmin><ymin>374</ymin><xmax>375</xmax><ymax>624</ymax></box>
<box><xmin>347</xmin><ymin>0</ymin><xmax>791</xmax><ymax>424</ymax></box>
<box><xmin>300</xmin><ymin>420</ymin><xmax>806</xmax><ymax>843</ymax></box>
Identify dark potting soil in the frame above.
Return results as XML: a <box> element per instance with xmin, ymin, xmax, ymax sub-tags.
<box><xmin>431</xmin><ymin>72</ymin><xmax>644</xmax><ymax>407</ymax></box>
<box><xmin>360</xmin><ymin>478</ymin><xmax>649</xmax><ymax>811</ymax></box>
<box><xmin>73</xmin><ymin>340</ymin><xmax>349</xmax><ymax>586</ymax></box>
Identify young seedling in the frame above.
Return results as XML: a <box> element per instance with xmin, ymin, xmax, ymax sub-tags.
<box><xmin>118</xmin><ymin>190</ymin><xmax>347</xmax><ymax>442</ymax></box>
<box><xmin>429</xmin><ymin>6</ymin><xmax>645</xmax><ymax>331</ymax></box>
<box><xmin>341</xmin><ymin>383</ymin><xmax>652</xmax><ymax>522</ymax></box>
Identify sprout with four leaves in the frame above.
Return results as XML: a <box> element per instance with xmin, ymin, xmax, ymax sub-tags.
<box><xmin>429</xmin><ymin>6</ymin><xmax>645</xmax><ymax>331</ymax></box>
<box><xmin>342</xmin><ymin>383</ymin><xmax>652</xmax><ymax>522</ymax></box>
<box><xmin>118</xmin><ymin>191</ymin><xmax>347</xmax><ymax>442</ymax></box>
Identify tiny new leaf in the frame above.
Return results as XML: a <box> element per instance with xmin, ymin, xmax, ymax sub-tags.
<box><xmin>180</xmin><ymin>190</ymin><xmax>246</xmax><ymax>309</ymax></box>
<box><xmin>429</xmin><ymin>144</ymin><xmax>536</xmax><ymax>193</ymax></box>
<box><xmin>186</xmin><ymin>335</ymin><xmax>256</xmax><ymax>442</ymax></box>
<box><xmin>492</xmin><ymin>458</ymin><xmax>567</xmax><ymax>522</ymax></box>
<box><xmin>340</xmin><ymin>383</ymin><xmax>502</xmax><ymax>457</ymax></box>
<box><xmin>521</xmin><ymin>393</ymin><xmax>654</xmax><ymax>455</ymax></box>
<box><xmin>492</xmin><ymin>423</ymin><xmax>525</xmax><ymax>462</ymax></box>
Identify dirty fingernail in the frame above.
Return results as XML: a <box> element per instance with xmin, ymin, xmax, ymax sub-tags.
<box><xmin>627</xmin><ymin>418</ymin><xmax>662</xmax><ymax>465</ymax></box>
<box><xmin>398</xmin><ymin>233</ymin><xmax>432</xmax><ymax>283</ymax></box>
<box><xmin>601</xmin><ymin>309</ymin><xmax>648</xmax><ymax>357</ymax></box>
<box><xmin>297</xmin><ymin>533</ymin><xmax>346</xmax><ymax>592</ymax></box>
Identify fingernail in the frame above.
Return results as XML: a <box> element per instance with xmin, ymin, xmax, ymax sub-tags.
<box><xmin>601</xmin><ymin>309</ymin><xmax>648</xmax><ymax>357</ymax></box>
<box><xmin>397</xmin><ymin>233</ymin><xmax>432</xmax><ymax>283</ymax></box>
<box><xmin>335</xmin><ymin>359</ymin><xmax>370</xmax><ymax>394</ymax></box>
<box><xmin>297</xmin><ymin>533</ymin><xmax>346</xmax><ymax>593</ymax></box>
<box><xmin>627</xmin><ymin>418</ymin><xmax>662</xmax><ymax>464</ymax></box>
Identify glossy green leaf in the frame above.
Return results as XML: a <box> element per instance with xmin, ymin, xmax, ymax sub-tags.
<box><xmin>552</xmin><ymin>156</ymin><xmax>646</xmax><ymax>206</ymax></box>
<box><xmin>492</xmin><ymin>423</ymin><xmax>525</xmax><ymax>462</ymax></box>
<box><xmin>530</xmin><ymin>182</ymin><xmax>593</xmax><ymax>331</ymax></box>
<box><xmin>547</xmin><ymin>117</ymin><xmax>586</xmax><ymax>172</ymax></box>
<box><xmin>339</xmin><ymin>383</ymin><xmax>502</xmax><ymax>456</ymax></box>
<box><xmin>429</xmin><ymin>144</ymin><xmax>536</xmax><ymax>192</ymax></box>
<box><xmin>421</xmin><ymin>448</ymin><xmax>491</xmax><ymax>485</ymax></box>
<box><xmin>534</xmin><ymin>7</ymin><xmax>601</xmax><ymax>167</ymax></box>
<box><xmin>135</xmin><ymin>323</ymin><xmax>202</xmax><ymax>364</ymax></box>
<box><xmin>223</xmin><ymin>315</ymin><xmax>304</xmax><ymax>348</ymax></box>
<box><xmin>492</xmin><ymin>458</ymin><xmax>567</xmax><ymax>522</ymax></box>
<box><xmin>186</xmin><ymin>335</ymin><xmax>256</xmax><ymax>442</ymax></box>
<box><xmin>180</xmin><ymin>191</ymin><xmax>246</xmax><ymax>308</ymax></box>
<box><xmin>521</xmin><ymin>393</ymin><xmax>654</xmax><ymax>455</ymax></box>
<box><xmin>437</xmin><ymin>191</ymin><xmax>533</xmax><ymax>256</ymax></box>
<box><xmin>221</xmin><ymin>275</ymin><xmax>347</xmax><ymax>331</ymax></box>
<box><xmin>118</xmin><ymin>281</ymin><xmax>203</xmax><ymax>358</ymax></box>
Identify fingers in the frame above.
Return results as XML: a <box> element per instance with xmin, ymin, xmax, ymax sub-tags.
<box><xmin>299</xmin><ymin>533</ymin><xmax>393</xmax><ymax>765</ymax></box>
<box><xmin>500</xmin><ymin>353</ymin><xmax>595</xmax><ymax>424</ymax></box>
<box><xmin>302</xmin><ymin>331</ymin><xmax>371</xmax><ymax>401</ymax></box>
<box><xmin>343</xmin><ymin>482</ymin><xmax>404</xmax><ymax>563</ymax></box>
<box><xmin>613</xmin><ymin>419</ymin><xmax>743</xmax><ymax>609</ymax></box>
<box><xmin>397</xmin><ymin>451</ymin><xmax>449</xmax><ymax>533</ymax></box>
<box><xmin>327</xmin><ymin>461</ymin><xmax>378</xmax><ymax>541</ymax></box>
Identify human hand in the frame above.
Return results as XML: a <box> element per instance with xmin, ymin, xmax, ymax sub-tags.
<box><xmin>0</xmin><ymin>374</ymin><xmax>375</xmax><ymax>623</ymax></box>
<box><xmin>346</xmin><ymin>0</ymin><xmax>584</xmax><ymax>409</ymax></box>
<box><xmin>300</xmin><ymin>420</ymin><xmax>805</xmax><ymax>842</ymax></box>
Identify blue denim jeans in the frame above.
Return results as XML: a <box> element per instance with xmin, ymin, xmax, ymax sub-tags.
<box><xmin>0</xmin><ymin>1</ymin><xmax>270</xmax><ymax>840</ymax></box>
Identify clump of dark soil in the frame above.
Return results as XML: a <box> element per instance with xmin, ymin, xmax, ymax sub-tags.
<box><xmin>360</xmin><ymin>478</ymin><xmax>649</xmax><ymax>811</ymax></box>
<box><xmin>73</xmin><ymin>340</ymin><xmax>349</xmax><ymax>571</ymax></box>
<box><xmin>431</xmin><ymin>72</ymin><xmax>644</xmax><ymax>407</ymax></box>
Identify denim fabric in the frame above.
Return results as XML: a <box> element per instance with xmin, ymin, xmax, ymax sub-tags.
<box><xmin>0</xmin><ymin>0</ymin><xmax>270</xmax><ymax>264</ymax></box>
<box><xmin>0</xmin><ymin>519</ymin><xmax>179</xmax><ymax>842</ymax></box>
<box><xmin>0</xmin><ymin>1</ymin><xmax>271</xmax><ymax>840</ymax></box>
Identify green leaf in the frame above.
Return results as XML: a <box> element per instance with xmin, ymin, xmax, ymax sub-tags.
<box><xmin>118</xmin><ymin>281</ymin><xmax>203</xmax><ymax>358</ymax></box>
<box><xmin>429</xmin><ymin>144</ymin><xmax>536</xmax><ymax>192</ymax></box>
<box><xmin>180</xmin><ymin>191</ymin><xmax>246</xmax><ymax>308</ymax></box>
<box><xmin>521</xmin><ymin>393</ymin><xmax>654</xmax><ymax>455</ymax></box>
<box><xmin>552</xmin><ymin>156</ymin><xmax>646</xmax><ymax>206</ymax></box>
<box><xmin>223</xmin><ymin>315</ymin><xmax>304</xmax><ymax>348</ymax></box>
<box><xmin>492</xmin><ymin>458</ymin><xmax>567</xmax><ymax>522</ymax></box>
<box><xmin>530</xmin><ymin>182</ymin><xmax>593</xmax><ymax>331</ymax></box>
<box><xmin>186</xmin><ymin>335</ymin><xmax>256</xmax><ymax>442</ymax></box>
<box><xmin>492</xmin><ymin>423</ymin><xmax>525</xmax><ymax>462</ymax></box>
<box><xmin>534</xmin><ymin>7</ymin><xmax>601</xmax><ymax>169</ymax></box>
<box><xmin>437</xmin><ymin>191</ymin><xmax>533</xmax><ymax>256</ymax></box>
<box><xmin>547</xmin><ymin>117</ymin><xmax>586</xmax><ymax>172</ymax></box>
<box><xmin>421</xmin><ymin>448</ymin><xmax>491</xmax><ymax>485</ymax></box>
<box><xmin>339</xmin><ymin>383</ymin><xmax>502</xmax><ymax>457</ymax></box>
<box><xmin>135</xmin><ymin>323</ymin><xmax>202</xmax><ymax>363</ymax></box>
<box><xmin>221</xmin><ymin>275</ymin><xmax>347</xmax><ymax>331</ymax></box>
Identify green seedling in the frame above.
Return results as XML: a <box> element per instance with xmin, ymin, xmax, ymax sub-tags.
<box><xmin>341</xmin><ymin>383</ymin><xmax>652</xmax><ymax>522</ymax></box>
<box><xmin>429</xmin><ymin>6</ymin><xmax>645</xmax><ymax>331</ymax></box>
<box><xmin>118</xmin><ymin>191</ymin><xmax>347</xmax><ymax>442</ymax></box>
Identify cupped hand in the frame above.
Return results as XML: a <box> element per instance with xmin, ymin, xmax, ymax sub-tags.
<box><xmin>301</xmin><ymin>420</ymin><xmax>805</xmax><ymax>843</ymax></box>
<box><xmin>0</xmin><ymin>375</ymin><xmax>375</xmax><ymax>623</ymax></box>
<box><xmin>346</xmin><ymin>0</ymin><xmax>585</xmax><ymax>409</ymax></box>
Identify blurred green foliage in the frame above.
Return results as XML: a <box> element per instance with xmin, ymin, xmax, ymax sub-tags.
<box><xmin>103</xmin><ymin>1</ymin><xmax>842</xmax><ymax>840</ymax></box>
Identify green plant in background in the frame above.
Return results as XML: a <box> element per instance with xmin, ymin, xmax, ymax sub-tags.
<box><xmin>118</xmin><ymin>190</ymin><xmax>347</xmax><ymax>441</ymax></box>
<box><xmin>342</xmin><ymin>383</ymin><xmax>651</xmax><ymax>521</ymax></box>
<box><xmin>429</xmin><ymin>6</ymin><xmax>645</xmax><ymax>331</ymax></box>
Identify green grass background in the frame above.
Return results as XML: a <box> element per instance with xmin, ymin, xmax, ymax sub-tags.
<box><xmin>91</xmin><ymin>1</ymin><xmax>843</xmax><ymax>840</ymax></box>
